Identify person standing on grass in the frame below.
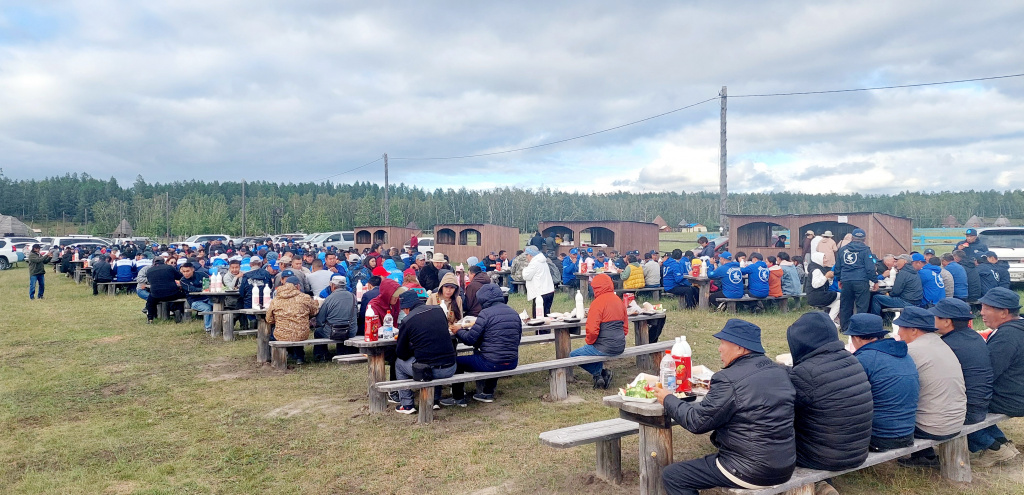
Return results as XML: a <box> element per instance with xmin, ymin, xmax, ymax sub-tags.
<box><xmin>569</xmin><ymin>274</ymin><xmax>627</xmax><ymax>389</ymax></box>
<box><xmin>28</xmin><ymin>244</ymin><xmax>52</xmax><ymax>300</ymax></box>
<box><xmin>522</xmin><ymin>245</ymin><xmax>555</xmax><ymax>319</ymax></box>
<box><xmin>653</xmin><ymin>319</ymin><xmax>796</xmax><ymax>495</ymax></box>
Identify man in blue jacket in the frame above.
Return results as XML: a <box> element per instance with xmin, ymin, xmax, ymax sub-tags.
<box><xmin>442</xmin><ymin>284</ymin><xmax>522</xmax><ymax>406</ymax></box>
<box><xmin>834</xmin><ymin>228</ymin><xmax>876</xmax><ymax>331</ymax></box>
<box><xmin>561</xmin><ymin>248</ymin><xmax>580</xmax><ymax>289</ymax></box>
<box><xmin>708</xmin><ymin>252</ymin><xmax>743</xmax><ymax>307</ymax></box>
<box><xmin>913</xmin><ymin>253</ymin><xmax>946</xmax><ymax>307</ymax></box>
<box><xmin>843</xmin><ymin>313</ymin><xmax>919</xmax><ymax>451</ymax></box>
<box><xmin>941</xmin><ymin>253</ymin><xmax>969</xmax><ymax>301</ymax></box>
<box><xmin>741</xmin><ymin>253</ymin><xmax>770</xmax><ymax>298</ymax></box>
<box><xmin>663</xmin><ymin>249</ymin><xmax>696</xmax><ymax>308</ymax></box>
<box><xmin>978</xmin><ymin>251</ymin><xmax>1012</xmax><ymax>293</ymax></box>
<box><xmin>956</xmin><ymin>228</ymin><xmax>988</xmax><ymax>263</ymax></box>
<box><xmin>179</xmin><ymin>262</ymin><xmax>212</xmax><ymax>333</ymax></box>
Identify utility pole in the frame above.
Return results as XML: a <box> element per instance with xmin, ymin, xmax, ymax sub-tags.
<box><xmin>165</xmin><ymin>191</ymin><xmax>170</xmax><ymax>240</ymax></box>
<box><xmin>383</xmin><ymin>153</ymin><xmax>390</xmax><ymax>225</ymax></box>
<box><xmin>241</xmin><ymin>179</ymin><xmax>246</xmax><ymax>237</ymax></box>
<box><xmin>719</xmin><ymin>86</ymin><xmax>729</xmax><ymax>235</ymax></box>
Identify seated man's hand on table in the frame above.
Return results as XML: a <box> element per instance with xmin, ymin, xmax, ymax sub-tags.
<box><xmin>654</xmin><ymin>386</ymin><xmax>673</xmax><ymax>404</ymax></box>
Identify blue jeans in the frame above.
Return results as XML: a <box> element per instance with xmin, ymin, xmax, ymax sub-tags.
<box><xmin>394</xmin><ymin>357</ymin><xmax>457</xmax><ymax>407</ymax></box>
<box><xmin>870</xmin><ymin>294</ymin><xmax>913</xmax><ymax>315</ymax></box>
<box><xmin>29</xmin><ymin>274</ymin><xmax>45</xmax><ymax>299</ymax></box>
<box><xmin>190</xmin><ymin>300</ymin><xmax>213</xmax><ymax>330</ymax></box>
<box><xmin>968</xmin><ymin>425</ymin><xmax>1006</xmax><ymax>453</ymax></box>
<box><xmin>136</xmin><ymin>288</ymin><xmax>150</xmax><ymax>301</ymax></box>
<box><xmin>570</xmin><ymin>344</ymin><xmax>612</xmax><ymax>377</ymax></box>
<box><xmin>451</xmin><ymin>354</ymin><xmax>518</xmax><ymax>400</ymax></box>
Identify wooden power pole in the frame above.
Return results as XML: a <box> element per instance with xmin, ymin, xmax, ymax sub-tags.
<box><xmin>241</xmin><ymin>179</ymin><xmax>246</xmax><ymax>237</ymax></box>
<box><xmin>719</xmin><ymin>86</ymin><xmax>728</xmax><ymax>235</ymax></box>
<box><xmin>383</xmin><ymin>153</ymin><xmax>390</xmax><ymax>225</ymax></box>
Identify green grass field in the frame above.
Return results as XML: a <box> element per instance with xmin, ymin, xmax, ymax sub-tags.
<box><xmin>1</xmin><ymin>266</ymin><xmax>1023</xmax><ymax>494</ymax></box>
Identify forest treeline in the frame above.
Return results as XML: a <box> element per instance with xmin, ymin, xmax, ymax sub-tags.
<box><xmin>2</xmin><ymin>173</ymin><xmax>1023</xmax><ymax>237</ymax></box>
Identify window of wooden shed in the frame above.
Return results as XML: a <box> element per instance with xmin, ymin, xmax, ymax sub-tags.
<box><xmin>543</xmin><ymin>226</ymin><xmax>574</xmax><ymax>243</ymax></box>
<box><xmin>373</xmin><ymin>230</ymin><xmax>388</xmax><ymax>244</ymax></box>
<box><xmin>735</xmin><ymin>222</ymin><xmax>787</xmax><ymax>247</ymax></box>
<box><xmin>436</xmin><ymin>228</ymin><xmax>456</xmax><ymax>245</ymax></box>
<box><xmin>581</xmin><ymin>227</ymin><xmax>614</xmax><ymax>246</ymax></box>
<box><xmin>356</xmin><ymin>230</ymin><xmax>372</xmax><ymax>244</ymax></box>
<box><xmin>459</xmin><ymin>229</ymin><xmax>481</xmax><ymax>246</ymax></box>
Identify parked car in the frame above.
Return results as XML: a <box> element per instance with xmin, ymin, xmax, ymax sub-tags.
<box><xmin>51</xmin><ymin>236</ymin><xmax>111</xmax><ymax>248</ymax></box>
<box><xmin>403</xmin><ymin>237</ymin><xmax>435</xmax><ymax>255</ymax></box>
<box><xmin>0</xmin><ymin>239</ymin><xmax>22</xmax><ymax>269</ymax></box>
<box><xmin>273</xmin><ymin>233</ymin><xmax>307</xmax><ymax>244</ymax></box>
<box><xmin>976</xmin><ymin>227</ymin><xmax>1024</xmax><ymax>285</ymax></box>
<box><xmin>314</xmin><ymin>231</ymin><xmax>355</xmax><ymax>250</ymax></box>
<box><xmin>182</xmin><ymin>234</ymin><xmax>230</xmax><ymax>248</ymax></box>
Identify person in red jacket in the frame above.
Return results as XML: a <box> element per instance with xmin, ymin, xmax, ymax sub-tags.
<box><xmin>569</xmin><ymin>274</ymin><xmax>628</xmax><ymax>389</ymax></box>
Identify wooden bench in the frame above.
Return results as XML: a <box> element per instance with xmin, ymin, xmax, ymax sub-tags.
<box><xmin>331</xmin><ymin>332</ymin><xmax>591</xmax><ymax>366</ymax></box>
<box><xmin>719</xmin><ymin>413</ymin><xmax>1011</xmax><ymax>495</ymax></box>
<box><xmin>155</xmin><ymin>298</ymin><xmax>189</xmax><ymax>321</ymax></box>
<box><xmin>374</xmin><ymin>341</ymin><xmax>674</xmax><ymax>423</ymax></box>
<box><xmin>96</xmin><ymin>281</ymin><xmax>138</xmax><ymax>296</ymax></box>
<box><xmin>540</xmin><ymin>418</ymin><xmax>639</xmax><ymax>484</ymax></box>
<box><xmin>268</xmin><ymin>338</ymin><xmax>343</xmax><ymax>370</ymax></box>
<box><xmin>718</xmin><ymin>295</ymin><xmax>797</xmax><ymax>314</ymax></box>
<box><xmin>615</xmin><ymin>287</ymin><xmax>663</xmax><ymax>301</ymax></box>
<box><xmin>197</xmin><ymin>309</ymin><xmax>249</xmax><ymax>341</ymax></box>
<box><xmin>881</xmin><ymin>307</ymin><xmax>901</xmax><ymax>328</ymax></box>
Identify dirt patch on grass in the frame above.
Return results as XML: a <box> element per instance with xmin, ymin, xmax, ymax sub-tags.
<box><xmin>103</xmin><ymin>481</ymin><xmax>139</xmax><ymax>494</ymax></box>
<box><xmin>102</xmin><ymin>382</ymin><xmax>131</xmax><ymax>397</ymax></box>
<box><xmin>198</xmin><ymin>358</ymin><xmax>257</xmax><ymax>382</ymax></box>
<box><xmin>470</xmin><ymin>482</ymin><xmax>514</xmax><ymax>495</ymax></box>
<box><xmin>95</xmin><ymin>335</ymin><xmax>125</xmax><ymax>344</ymax></box>
<box><xmin>266</xmin><ymin>398</ymin><xmax>347</xmax><ymax>418</ymax></box>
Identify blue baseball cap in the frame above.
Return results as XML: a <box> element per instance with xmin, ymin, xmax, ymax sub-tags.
<box><xmin>966</xmin><ymin>228</ymin><xmax>978</xmax><ymax>236</ymax></box>
<box><xmin>267</xmin><ymin>260</ymin><xmax>279</xmax><ymax>270</ymax></box>
<box><xmin>718</xmin><ymin>251</ymin><xmax>733</xmax><ymax>260</ymax></box>
<box><xmin>569</xmin><ymin>248</ymin><xmax>579</xmax><ymax>255</ymax></box>
<box><xmin>852</xmin><ymin>228</ymin><xmax>866</xmax><ymax>239</ymax></box>
<box><xmin>929</xmin><ymin>298</ymin><xmax>974</xmax><ymax>320</ymax></box>
<box><xmin>978</xmin><ymin>287</ymin><xmax>1022</xmax><ymax>310</ymax></box>
<box><xmin>911</xmin><ymin>253</ymin><xmax>926</xmax><ymax>262</ymax></box>
<box><xmin>892</xmin><ymin>306</ymin><xmax>937</xmax><ymax>331</ymax></box>
<box><xmin>280</xmin><ymin>269</ymin><xmax>295</xmax><ymax>277</ymax></box>
<box><xmin>713</xmin><ymin>319</ymin><xmax>765</xmax><ymax>353</ymax></box>
<box><xmin>842</xmin><ymin>313</ymin><xmax>888</xmax><ymax>337</ymax></box>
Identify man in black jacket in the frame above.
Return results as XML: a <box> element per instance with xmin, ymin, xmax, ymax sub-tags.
<box><xmin>787</xmin><ymin>311</ymin><xmax>873</xmax><ymax>474</ymax></box>
<box><xmin>870</xmin><ymin>254</ymin><xmax>923</xmax><ymax>316</ymax></box>
<box><xmin>91</xmin><ymin>255</ymin><xmax>114</xmax><ymax>295</ymax></box>
<box><xmin>393</xmin><ymin>291</ymin><xmax>457</xmax><ymax>414</ymax></box>
<box><xmin>834</xmin><ymin>228</ymin><xmax>876</xmax><ymax>331</ymax></box>
<box><xmin>970</xmin><ymin>288</ymin><xmax>1024</xmax><ymax>466</ymax></box>
<box><xmin>953</xmin><ymin>249</ymin><xmax>982</xmax><ymax>302</ymax></box>
<box><xmin>145</xmin><ymin>257</ymin><xmax>184</xmax><ymax>323</ymax></box>
<box><xmin>443</xmin><ymin>284</ymin><xmax>522</xmax><ymax>406</ymax></box>
<box><xmin>654</xmin><ymin>320</ymin><xmax>796</xmax><ymax>495</ymax></box>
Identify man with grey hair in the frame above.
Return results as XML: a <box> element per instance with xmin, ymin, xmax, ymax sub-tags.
<box><xmin>875</xmin><ymin>254</ymin><xmax>897</xmax><ymax>287</ymax></box>
<box><xmin>314</xmin><ymin>274</ymin><xmax>357</xmax><ymax>360</ymax></box>
<box><xmin>870</xmin><ymin>254</ymin><xmax>923</xmax><ymax>316</ymax></box>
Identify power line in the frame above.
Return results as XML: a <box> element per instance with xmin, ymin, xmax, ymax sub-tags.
<box><xmin>315</xmin><ymin>156</ymin><xmax>384</xmax><ymax>182</ymax></box>
<box><xmin>730</xmin><ymin>72</ymin><xmax>1024</xmax><ymax>98</ymax></box>
<box><xmin>390</xmin><ymin>96</ymin><xmax>721</xmax><ymax>161</ymax></box>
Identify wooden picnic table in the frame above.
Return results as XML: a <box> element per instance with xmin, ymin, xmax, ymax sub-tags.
<box><xmin>189</xmin><ymin>290</ymin><xmax>239</xmax><ymax>338</ymax></box>
<box><xmin>683</xmin><ymin>275</ymin><xmax>711</xmax><ymax>310</ymax></box>
<box><xmin>346</xmin><ymin>313</ymin><xmax>667</xmax><ymax>413</ymax></box>
<box><xmin>575</xmin><ymin>271</ymin><xmax>622</xmax><ymax>301</ymax></box>
<box><xmin>73</xmin><ymin>262</ymin><xmax>91</xmax><ymax>284</ymax></box>
<box><xmin>237</xmin><ymin>308</ymin><xmax>270</xmax><ymax>363</ymax></box>
<box><xmin>603</xmin><ymin>394</ymin><xmax>696</xmax><ymax>495</ymax></box>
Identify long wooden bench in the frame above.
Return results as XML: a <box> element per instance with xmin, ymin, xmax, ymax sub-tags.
<box><xmin>330</xmin><ymin>332</ymin><xmax>591</xmax><ymax>365</ymax></box>
<box><xmin>718</xmin><ymin>295</ymin><xmax>799</xmax><ymax>314</ymax></box>
<box><xmin>720</xmin><ymin>413</ymin><xmax>1011</xmax><ymax>495</ymax></box>
<box><xmin>540</xmin><ymin>418</ymin><xmax>639</xmax><ymax>484</ymax></box>
<box><xmin>96</xmin><ymin>281</ymin><xmax>138</xmax><ymax>296</ymax></box>
<box><xmin>197</xmin><ymin>309</ymin><xmax>250</xmax><ymax>341</ymax></box>
<box><xmin>615</xmin><ymin>287</ymin><xmax>663</xmax><ymax>301</ymax></box>
<box><xmin>268</xmin><ymin>338</ymin><xmax>343</xmax><ymax>370</ymax></box>
<box><xmin>375</xmin><ymin>341</ymin><xmax>675</xmax><ymax>423</ymax></box>
<box><xmin>154</xmin><ymin>298</ymin><xmax>189</xmax><ymax>321</ymax></box>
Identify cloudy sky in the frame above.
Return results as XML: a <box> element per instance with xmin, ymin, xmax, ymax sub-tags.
<box><xmin>1</xmin><ymin>1</ymin><xmax>1023</xmax><ymax>194</ymax></box>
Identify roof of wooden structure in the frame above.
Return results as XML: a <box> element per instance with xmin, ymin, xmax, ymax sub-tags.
<box><xmin>112</xmin><ymin>219</ymin><xmax>134</xmax><ymax>237</ymax></box>
<box><xmin>0</xmin><ymin>214</ymin><xmax>31</xmax><ymax>236</ymax></box>
<box><xmin>964</xmin><ymin>215</ymin><xmax>985</xmax><ymax>228</ymax></box>
<box><xmin>942</xmin><ymin>215</ymin><xmax>960</xmax><ymax>227</ymax></box>
<box><xmin>652</xmin><ymin>215</ymin><xmax>668</xmax><ymax>229</ymax></box>
<box><xmin>994</xmin><ymin>216</ymin><xmax>1012</xmax><ymax>227</ymax></box>
<box><xmin>725</xmin><ymin>212</ymin><xmax>913</xmax><ymax>258</ymax></box>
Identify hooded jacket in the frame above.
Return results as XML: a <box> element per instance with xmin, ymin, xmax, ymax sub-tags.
<box><xmin>395</xmin><ymin>303</ymin><xmax>457</xmax><ymax>367</ymax></box>
<box><xmin>585</xmin><ymin>274</ymin><xmax>628</xmax><ymax>355</ymax></box>
<box><xmin>958</xmin><ymin>258</ymin><xmax>982</xmax><ymax>301</ymax></box>
<box><xmin>834</xmin><ymin>241</ymin><xmax>875</xmax><ymax>283</ymax></box>
<box><xmin>382</xmin><ymin>258</ymin><xmax>404</xmax><ymax>284</ymax></box>
<box><xmin>369</xmin><ymin>279</ymin><xmax>402</xmax><ymax>322</ymax></box>
<box><xmin>455</xmin><ymin>284</ymin><xmax>522</xmax><ymax>363</ymax></box>
<box><xmin>266</xmin><ymin>283</ymin><xmax>318</xmax><ymax>342</ymax></box>
<box><xmin>741</xmin><ymin>261</ymin><xmax>770</xmax><ymax>298</ymax></box>
<box><xmin>853</xmin><ymin>338</ymin><xmax>919</xmax><ymax>441</ymax></box>
<box><xmin>522</xmin><ymin>252</ymin><xmax>555</xmax><ymax>301</ymax></box>
<box><xmin>463</xmin><ymin>271</ymin><xmax>493</xmax><ymax>317</ymax></box>
<box><xmin>661</xmin><ymin>257</ymin><xmax>690</xmax><ymax>291</ymax></box>
<box><xmin>917</xmin><ymin>263</ymin><xmax>946</xmax><ymax>305</ymax></box>
<box><xmin>941</xmin><ymin>327</ymin><xmax>993</xmax><ymax>424</ymax></box>
<box><xmin>787</xmin><ymin>312</ymin><xmax>873</xmax><ymax>470</ymax></box>
<box><xmin>779</xmin><ymin>263</ymin><xmax>802</xmax><ymax>296</ymax></box>
<box><xmin>709</xmin><ymin>261</ymin><xmax>744</xmax><ymax>299</ymax></box>
<box><xmin>987</xmin><ymin>318</ymin><xmax>1024</xmax><ymax>416</ymax></box>
<box><xmin>804</xmin><ymin>253</ymin><xmax>837</xmax><ymax>307</ymax></box>
<box><xmin>561</xmin><ymin>255</ymin><xmax>579</xmax><ymax>285</ymax></box>
<box><xmin>978</xmin><ymin>259</ymin><xmax>1012</xmax><ymax>293</ymax></box>
<box><xmin>663</xmin><ymin>353</ymin><xmax>796</xmax><ymax>487</ymax></box>
<box><xmin>426</xmin><ymin>272</ymin><xmax>464</xmax><ymax>324</ymax></box>
<box><xmin>891</xmin><ymin>264</ymin><xmax>923</xmax><ymax>305</ymax></box>
<box><xmin>944</xmin><ymin>261</ymin><xmax>969</xmax><ymax>298</ymax></box>
<box><xmin>239</xmin><ymin>267</ymin><xmax>274</xmax><ymax>309</ymax></box>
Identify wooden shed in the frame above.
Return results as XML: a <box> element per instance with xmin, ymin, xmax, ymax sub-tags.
<box><xmin>726</xmin><ymin>212</ymin><xmax>913</xmax><ymax>258</ymax></box>
<box><xmin>537</xmin><ymin>220</ymin><xmax>660</xmax><ymax>256</ymax></box>
<box><xmin>432</xmin><ymin>224</ymin><xmax>520</xmax><ymax>263</ymax></box>
<box><xmin>353</xmin><ymin>226</ymin><xmax>420</xmax><ymax>251</ymax></box>
<box><xmin>653</xmin><ymin>215</ymin><xmax>670</xmax><ymax>232</ymax></box>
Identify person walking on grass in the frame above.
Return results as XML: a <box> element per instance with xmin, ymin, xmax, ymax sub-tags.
<box><xmin>28</xmin><ymin>244</ymin><xmax>52</xmax><ymax>300</ymax></box>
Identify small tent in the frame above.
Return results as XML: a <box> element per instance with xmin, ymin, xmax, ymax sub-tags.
<box><xmin>112</xmin><ymin>219</ymin><xmax>134</xmax><ymax>238</ymax></box>
<box><xmin>652</xmin><ymin>215</ymin><xmax>670</xmax><ymax>231</ymax></box>
<box><xmin>941</xmin><ymin>215</ymin><xmax>960</xmax><ymax>228</ymax></box>
<box><xmin>964</xmin><ymin>215</ymin><xmax>985</xmax><ymax>228</ymax></box>
<box><xmin>0</xmin><ymin>214</ymin><xmax>32</xmax><ymax>237</ymax></box>
<box><xmin>994</xmin><ymin>216</ymin><xmax>1012</xmax><ymax>227</ymax></box>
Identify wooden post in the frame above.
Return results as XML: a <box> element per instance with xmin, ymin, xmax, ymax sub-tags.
<box><xmin>256</xmin><ymin>317</ymin><xmax>271</xmax><ymax>363</ymax></box>
<box><xmin>367</xmin><ymin>350</ymin><xmax>388</xmax><ymax>413</ymax></box>
<box><xmin>271</xmin><ymin>346</ymin><xmax>288</xmax><ymax>370</ymax></box>
<box><xmin>698</xmin><ymin>281</ymin><xmax>710</xmax><ymax>310</ymax></box>
<box><xmin>596</xmin><ymin>438</ymin><xmax>623</xmax><ymax>484</ymax></box>
<box><xmin>780</xmin><ymin>297</ymin><xmax>790</xmax><ymax>313</ymax></box>
<box><xmin>727</xmin><ymin>301</ymin><xmax>737</xmax><ymax>314</ymax></box>
<box><xmin>638</xmin><ymin>424</ymin><xmax>672</xmax><ymax>495</ymax></box>
<box><xmin>635</xmin><ymin>321</ymin><xmax>652</xmax><ymax>371</ymax></box>
<box><xmin>211</xmin><ymin>299</ymin><xmax>224</xmax><ymax>338</ymax></box>
<box><xmin>555</xmin><ymin>327</ymin><xmax>575</xmax><ymax>383</ymax></box>
<box><xmin>107</xmin><ymin>283</ymin><xmax>116</xmax><ymax>296</ymax></box>
<box><xmin>417</xmin><ymin>387</ymin><xmax>434</xmax><ymax>423</ymax></box>
<box><xmin>549</xmin><ymin>368</ymin><xmax>568</xmax><ymax>401</ymax></box>
<box><xmin>157</xmin><ymin>302</ymin><xmax>169</xmax><ymax>321</ymax></box>
<box><xmin>937</xmin><ymin>436</ymin><xmax>972</xmax><ymax>482</ymax></box>
<box><xmin>223</xmin><ymin>314</ymin><xmax>235</xmax><ymax>341</ymax></box>
<box><xmin>581</xmin><ymin>275</ymin><xmax>591</xmax><ymax>302</ymax></box>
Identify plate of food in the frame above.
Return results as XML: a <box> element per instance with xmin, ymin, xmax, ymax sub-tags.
<box><xmin>526</xmin><ymin>318</ymin><xmax>547</xmax><ymax>326</ymax></box>
<box><xmin>672</xmin><ymin>392</ymin><xmax>698</xmax><ymax>401</ymax></box>
<box><xmin>618</xmin><ymin>373</ymin><xmax>659</xmax><ymax>402</ymax></box>
<box><xmin>561</xmin><ymin>317</ymin><xmax>581</xmax><ymax>323</ymax></box>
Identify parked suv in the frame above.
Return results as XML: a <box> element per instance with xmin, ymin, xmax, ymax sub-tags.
<box><xmin>403</xmin><ymin>237</ymin><xmax>434</xmax><ymax>255</ymax></box>
<box><xmin>0</xmin><ymin>239</ymin><xmax>22</xmax><ymax>269</ymax></box>
<box><xmin>317</xmin><ymin>231</ymin><xmax>355</xmax><ymax>250</ymax></box>
<box><xmin>182</xmin><ymin>234</ymin><xmax>230</xmax><ymax>248</ymax></box>
<box><xmin>976</xmin><ymin>227</ymin><xmax>1024</xmax><ymax>285</ymax></box>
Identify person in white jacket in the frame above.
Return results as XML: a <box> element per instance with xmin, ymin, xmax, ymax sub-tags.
<box><xmin>522</xmin><ymin>245</ymin><xmax>555</xmax><ymax>318</ymax></box>
<box><xmin>808</xmin><ymin>252</ymin><xmax>841</xmax><ymax>326</ymax></box>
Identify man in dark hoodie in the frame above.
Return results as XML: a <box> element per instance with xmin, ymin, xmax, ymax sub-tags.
<box><xmin>442</xmin><ymin>284</ymin><xmax>522</xmax><ymax>406</ymax></box>
<box><xmin>91</xmin><ymin>254</ymin><xmax>114</xmax><ymax>296</ymax></box>
<box><xmin>912</xmin><ymin>253</ymin><xmax>946</xmax><ymax>307</ymax></box>
<box><xmin>969</xmin><ymin>288</ymin><xmax>1024</xmax><ymax>466</ymax></box>
<box><xmin>931</xmin><ymin>298</ymin><xmax>994</xmax><ymax>449</ymax></box>
<box><xmin>786</xmin><ymin>311</ymin><xmax>873</xmax><ymax>477</ymax></box>
<box><xmin>870</xmin><ymin>254</ymin><xmax>923</xmax><ymax>316</ymax></box>
<box><xmin>843</xmin><ymin>313</ymin><xmax>919</xmax><ymax>451</ymax></box>
<box><xmin>393</xmin><ymin>290</ymin><xmax>457</xmax><ymax>414</ymax></box>
<box><xmin>654</xmin><ymin>319</ymin><xmax>795</xmax><ymax>494</ymax></box>
<box><xmin>978</xmin><ymin>251</ymin><xmax>1011</xmax><ymax>294</ymax></box>
<box><xmin>834</xmin><ymin>228</ymin><xmax>876</xmax><ymax>331</ymax></box>
<box><xmin>463</xmin><ymin>265</ymin><xmax>493</xmax><ymax>317</ymax></box>
<box><xmin>953</xmin><ymin>249</ymin><xmax>982</xmax><ymax>302</ymax></box>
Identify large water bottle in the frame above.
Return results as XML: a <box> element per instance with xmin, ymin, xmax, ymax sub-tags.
<box><xmin>364</xmin><ymin>306</ymin><xmax>379</xmax><ymax>342</ymax></box>
<box><xmin>381</xmin><ymin>312</ymin><xmax>394</xmax><ymax>339</ymax></box>
<box><xmin>672</xmin><ymin>336</ymin><xmax>693</xmax><ymax>393</ymax></box>
<box><xmin>575</xmin><ymin>290</ymin><xmax>585</xmax><ymax>319</ymax></box>
<box><xmin>660</xmin><ymin>351</ymin><xmax>677</xmax><ymax>392</ymax></box>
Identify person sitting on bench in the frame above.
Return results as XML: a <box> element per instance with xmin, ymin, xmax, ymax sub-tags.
<box><xmin>145</xmin><ymin>257</ymin><xmax>184</xmax><ymax>323</ymax></box>
<box><xmin>708</xmin><ymin>252</ymin><xmax>743</xmax><ymax>308</ymax></box>
<box><xmin>842</xmin><ymin>313</ymin><xmax>919</xmax><ymax>452</ymax></box>
<box><xmin>569</xmin><ymin>274</ymin><xmax>627</xmax><ymax>390</ymax></box>
<box><xmin>314</xmin><ymin>274</ymin><xmax>357</xmax><ymax>361</ymax></box>
<box><xmin>662</xmin><ymin>249</ymin><xmax>696</xmax><ymax>308</ymax></box>
<box><xmin>393</xmin><ymin>290</ymin><xmax>457</xmax><ymax>415</ymax></box>
<box><xmin>894</xmin><ymin>306</ymin><xmax>967</xmax><ymax>468</ymax></box>
<box><xmin>265</xmin><ymin>276</ymin><xmax>318</xmax><ymax>365</ymax></box>
<box><xmin>653</xmin><ymin>319</ymin><xmax>796</xmax><ymax>495</ymax></box>
<box><xmin>741</xmin><ymin>253</ymin><xmax>770</xmax><ymax>299</ymax></box>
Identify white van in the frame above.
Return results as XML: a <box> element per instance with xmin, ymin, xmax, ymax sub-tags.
<box><xmin>316</xmin><ymin>231</ymin><xmax>355</xmax><ymax>250</ymax></box>
<box><xmin>182</xmin><ymin>234</ymin><xmax>230</xmax><ymax>248</ymax></box>
<box><xmin>976</xmin><ymin>227</ymin><xmax>1024</xmax><ymax>284</ymax></box>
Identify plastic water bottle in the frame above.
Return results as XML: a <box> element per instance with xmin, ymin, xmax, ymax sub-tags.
<box><xmin>251</xmin><ymin>287</ymin><xmax>260</xmax><ymax>310</ymax></box>
<box><xmin>660</xmin><ymin>351</ymin><xmax>677</xmax><ymax>392</ymax></box>
<box><xmin>672</xmin><ymin>337</ymin><xmax>692</xmax><ymax>392</ymax></box>
<box><xmin>262</xmin><ymin>285</ymin><xmax>272</xmax><ymax>309</ymax></box>
<box><xmin>534</xmin><ymin>296</ymin><xmax>544</xmax><ymax>319</ymax></box>
<box><xmin>381</xmin><ymin>312</ymin><xmax>394</xmax><ymax>339</ymax></box>
<box><xmin>356</xmin><ymin>281</ymin><xmax>364</xmax><ymax>300</ymax></box>
<box><xmin>575</xmin><ymin>290</ymin><xmax>585</xmax><ymax>319</ymax></box>
<box><xmin>202</xmin><ymin>277</ymin><xmax>210</xmax><ymax>291</ymax></box>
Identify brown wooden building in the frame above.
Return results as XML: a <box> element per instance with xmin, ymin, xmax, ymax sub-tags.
<box><xmin>726</xmin><ymin>212</ymin><xmax>913</xmax><ymax>258</ymax></box>
<box><xmin>353</xmin><ymin>226</ymin><xmax>420</xmax><ymax>251</ymax></box>
<box><xmin>537</xmin><ymin>220</ymin><xmax>660</xmax><ymax>256</ymax></box>
<box><xmin>433</xmin><ymin>224</ymin><xmax>520</xmax><ymax>263</ymax></box>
